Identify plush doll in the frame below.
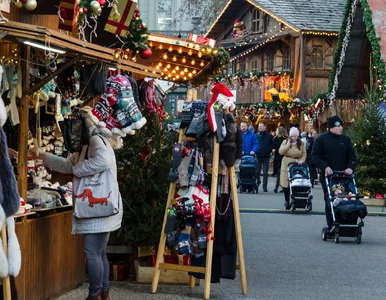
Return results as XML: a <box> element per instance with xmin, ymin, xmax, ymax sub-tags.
<box><xmin>207</xmin><ymin>83</ymin><xmax>235</xmax><ymax>133</ymax></box>
<box><xmin>39</xmin><ymin>79</ymin><xmax>57</xmax><ymax>102</ymax></box>
<box><xmin>0</xmin><ymin>98</ymin><xmax>21</xmax><ymax>278</ymax></box>
<box><xmin>220</xmin><ymin>113</ymin><xmax>242</xmax><ymax>168</ymax></box>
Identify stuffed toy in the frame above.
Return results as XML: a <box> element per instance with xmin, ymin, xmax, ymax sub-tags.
<box><xmin>207</xmin><ymin>83</ymin><xmax>235</xmax><ymax>133</ymax></box>
<box><xmin>39</xmin><ymin>79</ymin><xmax>57</xmax><ymax>102</ymax></box>
<box><xmin>220</xmin><ymin>113</ymin><xmax>242</xmax><ymax>168</ymax></box>
<box><xmin>0</xmin><ymin>98</ymin><xmax>21</xmax><ymax>278</ymax></box>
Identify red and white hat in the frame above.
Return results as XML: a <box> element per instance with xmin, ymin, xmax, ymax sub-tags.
<box><xmin>207</xmin><ymin>83</ymin><xmax>235</xmax><ymax>132</ymax></box>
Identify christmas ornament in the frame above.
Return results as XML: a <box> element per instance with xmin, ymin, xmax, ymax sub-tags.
<box><xmin>104</xmin><ymin>0</ymin><xmax>138</xmax><ymax>36</ymax></box>
<box><xmin>140</xmin><ymin>48</ymin><xmax>152</xmax><ymax>60</ymax></box>
<box><xmin>24</xmin><ymin>0</ymin><xmax>37</xmax><ymax>10</ymax></box>
<box><xmin>58</xmin><ymin>0</ymin><xmax>81</xmax><ymax>32</ymax></box>
<box><xmin>12</xmin><ymin>0</ymin><xmax>24</xmax><ymax>8</ymax></box>
<box><xmin>98</xmin><ymin>0</ymin><xmax>105</xmax><ymax>6</ymax></box>
<box><xmin>232</xmin><ymin>19</ymin><xmax>248</xmax><ymax>40</ymax></box>
<box><xmin>96</xmin><ymin>7</ymin><xmax>102</xmax><ymax>15</ymax></box>
<box><xmin>20</xmin><ymin>0</ymin><xmax>28</xmax><ymax>3</ymax></box>
<box><xmin>90</xmin><ymin>0</ymin><xmax>100</xmax><ymax>13</ymax></box>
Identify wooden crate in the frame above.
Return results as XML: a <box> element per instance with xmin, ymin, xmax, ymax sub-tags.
<box><xmin>134</xmin><ymin>260</ymin><xmax>199</xmax><ymax>285</ymax></box>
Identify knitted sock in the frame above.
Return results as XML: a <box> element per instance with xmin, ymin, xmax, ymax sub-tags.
<box><xmin>118</xmin><ymin>89</ymin><xmax>147</xmax><ymax>130</ymax></box>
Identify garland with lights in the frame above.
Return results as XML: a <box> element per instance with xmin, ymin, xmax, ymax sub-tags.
<box><xmin>329</xmin><ymin>0</ymin><xmax>386</xmax><ymax>102</ymax></box>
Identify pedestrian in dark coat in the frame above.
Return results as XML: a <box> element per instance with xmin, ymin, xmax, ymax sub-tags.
<box><xmin>272</xmin><ymin>126</ymin><xmax>288</xmax><ymax>193</ymax></box>
<box><xmin>311</xmin><ymin>115</ymin><xmax>356</xmax><ymax>231</ymax></box>
<box><xmin>255</xmin><ymin>122</ymin><xmax>273</xmax><ymax>192</ymax></box>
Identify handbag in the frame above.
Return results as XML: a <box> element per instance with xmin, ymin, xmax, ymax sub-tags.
<box><xmin>59</xmin><ymin>115</ymin><xmax>90</xmax><ymax>153</ymax></box>
<box><xmin>73</xmin><ymin>136</ymin><xmax>119</xmax><ymax>218</ymax></box>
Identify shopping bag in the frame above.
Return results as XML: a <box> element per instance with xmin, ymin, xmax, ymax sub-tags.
<box><xmin>73</xmin><ymin>168</ymin><xmax>119</xmax><ymax>218</ymax></box>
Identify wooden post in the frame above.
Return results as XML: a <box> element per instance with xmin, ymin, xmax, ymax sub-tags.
<box><xmin>203</xmin><ymin>137</ymin><xmax>220</xmax><ymax>300</ymax></box>
<box><xmin>1</xmin><ymin>225</ymin><xmax>11</xmax><ymax>300</ymax></box>
<box><xmin>229</xmin><ymin>166</ymin><xmax>248</xmax><ymax>295</ymax></box>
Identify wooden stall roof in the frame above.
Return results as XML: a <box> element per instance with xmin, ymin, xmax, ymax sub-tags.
<box><xmin>0</xmin><ymin>21</ymin><xmax>162</xmax><ymax>78</ymax></box>
<box><xmin>132</xmin><ymin>33</ymin><xmax>220</xmax><ymax>82</ymax></box>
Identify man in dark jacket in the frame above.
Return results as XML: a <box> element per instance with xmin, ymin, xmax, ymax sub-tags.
<box><xmin>255</xmin><ymin>122</ymin><xmax>273</xmax><ymax>192</ymax></box>
<box><xmin>311</xmin><ymin>115</ymin><xmax>356</xmax><ymax>232</ymax></box>
<box><xmin>240</xmin><ymin>122</ymin><xmax>258</xmax><ymax>156</ymax></box>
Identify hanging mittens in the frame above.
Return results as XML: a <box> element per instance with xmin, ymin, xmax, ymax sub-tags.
<box><xmin>88</xmin><ymin>96</ymin><xmax>111</xmax><ymax>128</ymax></box>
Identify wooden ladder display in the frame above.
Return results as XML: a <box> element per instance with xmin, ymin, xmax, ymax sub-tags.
<box><xmin>152</xmin><ymin>130</ymin><xmax>247</xmax><ymax>299</ymax></box>
<box><xmin>1</xmin><ymin>224</ymin><xmax>11</xmax><ymax>300</ymax></box>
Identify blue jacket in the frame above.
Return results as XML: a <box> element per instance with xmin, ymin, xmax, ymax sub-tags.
<box><xmin>256</xmin><ymin>131</ymin><xmax>273</xmax><ymax>157</ymax></box>
<box><xmin>242</xmin><ymin>130</ymin><xmax>259</xmax><ymax>155</ymax></box>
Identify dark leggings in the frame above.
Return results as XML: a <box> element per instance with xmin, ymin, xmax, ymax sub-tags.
<box><xmin>283</xmin><ymin>187</ymin><xmax>290</xmax><ymax>204</ymax></box>
<box><xmin>84</xmin><ymin>232</ymin><xmax>110</xmax><ymax>296</ymax></box>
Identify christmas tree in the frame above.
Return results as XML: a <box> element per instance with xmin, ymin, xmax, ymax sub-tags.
<box><xmin>115</xmin><ymin>109</ymin><xmax>177</xmax><ymax>246</ymax></box>
<box><xmin>347</xmin><ymin>72</ymin><xmax>386</xmax><ymax>194</ymax></box>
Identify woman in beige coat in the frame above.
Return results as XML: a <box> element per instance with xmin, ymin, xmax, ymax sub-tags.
<box><xmin>279</xmin><ymin>127</ymin><xmax>307</xmax><ymax>209</ymax></box>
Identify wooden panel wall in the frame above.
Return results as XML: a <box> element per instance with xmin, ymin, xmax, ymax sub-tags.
<box><xmin>305</xmin><ymin>77</ymin><xmax>329</xmax><ymax>101</ymax></box>
<box><xmin>15</xmin><ymin>212</ymin><xmax>85</xmax><ymax>300</ymax></box>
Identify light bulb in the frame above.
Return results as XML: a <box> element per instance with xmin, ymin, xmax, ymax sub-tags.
<box><xmin>159</xmin><ymin>44</ymin><xmax>163</xmax><ymax>50</ymax></box>
<box><xmin>184</xmin><ymin>76</ymin><xmax>187</xmax><ymax>80</ymax></box>
<box><xmin>175</xmin><ymin>66</ymin><xmax>180</xmax><ymax>71</ymax></box>
<box><xmin>163</xmin><ymin>53</ymin><xmax>168</xmax><ymax>59</ymax></box>
<box><xmin>188</xmin><ymin>50</ymin><xmax>193</xmax><ymax>56</ymax></box>
<box><xmin>168</xmin><ymin>46</ymin><xmax>173</xmax><ymax>52</ymax></box>
<box><xmin>172</xmin><ymin>56</ymin><xmax>177</xmax><ymax>62</ymax></box>
<box><xmin>168</xmin><ymin>73</ymin><xmax>172</xmax><ymax>78</ymax></box>
<box><xmin>167</xmin><ymin>64</ymin><xmax>171</xmax><ymax>68</ymax></box>
<box><xmin>188</xmin><ymin>73</ymin><xmax>193</xmax><ymax>77</ymax></box>
<box><xmin>164</xmin><ymin>68</ymin><xmax>168</xmax><ymax>72</ymax></box>
<box><xmin>158</xmin><ymin>62</ymin><xmax>162</xmax><ymax>67</ymax></box>
<box><xmin>200</xmin><ymin>61</ymin><xmax>204</xmax><ymax>67</ymax></box>
<box><xmin>180</xmin><ymin>71</ymin><xmax>184</xmax><ymax>75</ymax></box>
<box><xmin>176</xmin><ymin>75</ymin><xmax>180</xmax><ymax>79</ymax></box>
<box><xmin>192</xmin><ymin>70</ymin><xmax>197</xmax><ymax>74</ymax></box>
<box><xmin>172</xmin><ymin>70</ymin><xmax>176</xmax><ymax>74</ymax></box>
<box><xmin>178</xmin><ymin>48</ymin><xmax>183</xmax><ymax>54</ymax></box>
<box><xmin>191</xmin><ymin>60</ymin><xmax>196</xmax><ymax>65</ymax></box>
<box><xmin>198</xmin><ymin>52</ymin><xmax>202</xmax><ymax>58</ymax></box>
<box><xmin>182</xmin><ymin>57</ymin><xmax>187</xmax><ymax>63</ymax></box>
<box><xmin>184</xmin><ymin>68</ymin><xmax>188</xmax><ymax>72</ymax></box>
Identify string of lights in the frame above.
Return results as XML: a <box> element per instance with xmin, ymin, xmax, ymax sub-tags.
<box><xmin>230</xmin><ymin>26</ymin><xmax>287</xmax><ymax>62</ymax></box>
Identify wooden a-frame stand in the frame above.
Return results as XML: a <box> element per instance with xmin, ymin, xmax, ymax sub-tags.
<box><xmin>1</xmin><ymin>224</ymin><xmax>11</xmax><ymax>300</ymax></box>
<box><xmin>152</xmin><ymin>130</ymin><xmax>247</xmax><ymax>299</ymax></box>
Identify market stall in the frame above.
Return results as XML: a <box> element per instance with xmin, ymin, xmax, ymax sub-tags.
<box><xmin>0</xmin><ymin>19</ymin><xmax>161</xmax><ymax>299</ymax></box>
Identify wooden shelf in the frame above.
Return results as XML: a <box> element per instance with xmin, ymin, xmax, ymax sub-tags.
<box><xmin>31</xmin><ymin>204</ymin><xmax>72</xmax><ymax>212</ymax></box>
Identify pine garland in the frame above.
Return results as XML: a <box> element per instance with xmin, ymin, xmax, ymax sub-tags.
<box><xmin>123</xmin><ymin>9</ymin><xmax>150</xmax><ymax>55</ymax></box>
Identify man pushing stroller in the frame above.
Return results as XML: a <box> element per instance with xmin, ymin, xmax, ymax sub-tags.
<box><xmin>311</xmin><ymin>116</ymin><xmax>356</xmax><ymax>238</ymax></box>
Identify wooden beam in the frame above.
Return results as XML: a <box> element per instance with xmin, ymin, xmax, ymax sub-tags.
<box><xmin>0</xmin><ymin>30</ymin><xmax>8</xmax><ymax>40</ymax></box>
<box><xmin>323</xmin><ymin>36</ymin><xmax>333</xmax><ymax>47</ymax></box>
<box><xmin>25</xmin><ymin>54</ymin><xmax>82</xmax><ymax>95</ymax></box>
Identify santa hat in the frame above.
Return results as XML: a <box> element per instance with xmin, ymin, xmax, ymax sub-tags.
<box><xmin>207</xmin><ymin>83</ymin><xmax>235</xmax><ymax>132</ymax></box>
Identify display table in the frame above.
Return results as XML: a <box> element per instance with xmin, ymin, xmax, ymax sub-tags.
<box><xmin>14</xmin><ymin>209</ymin><xmax>85</xmax><ymax>300</ymax></box>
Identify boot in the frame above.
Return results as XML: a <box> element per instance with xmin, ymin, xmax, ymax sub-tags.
<box><xmin>283</xmin><ymin>188</ymin><xmax>290</xmax><ymax>210</ymax></box>
<box><xmin>85</xmin><ymin>294</ymin><xmax>101</xmax><ymax>300</ymax></box>
<box><xmin>101</xmin><ymin>290</ymin><xmax>110</xmax><ymax>300</ymax></box>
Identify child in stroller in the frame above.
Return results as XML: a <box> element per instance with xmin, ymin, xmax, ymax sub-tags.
<box><xmin>321</xmin><ymin>172</ymin><xmax>367</xmax><ymax>244</ymax></box>
<box><xmin>287</xmin><ymin>162</ymin><xmax>313</xmax><ymax>211</ymax></box>
<box><xmin>238</xmin><ymin>155</ymin><xmax>258</xmax><ymax>193</ymax></box>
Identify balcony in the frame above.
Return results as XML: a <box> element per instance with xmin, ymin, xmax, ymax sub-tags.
<box><xmin>150</xmin><ymin>30</ymin><xmax>192</xmax><ymax>38</ymax></box>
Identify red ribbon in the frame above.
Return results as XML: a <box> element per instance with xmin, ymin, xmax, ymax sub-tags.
<box><xmin>106</xmin><ymin>1</ymin><xmax>134</xmax><ymax>35</ymax></box>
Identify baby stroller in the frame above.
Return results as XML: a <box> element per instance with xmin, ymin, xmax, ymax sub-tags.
<box><xmin>321</xmin><ymin>172</ymin><xmax>367</xmax><ymax>244</ymax></box>
<box><xmin>287</xmin><ymin>163</ymin><xmax>313</xmax><ymax>212</ymax></box>
<box><xmin>238</xmin><ymin>155</ymin><xmax>258</xmax><ymax>193</ymax></box>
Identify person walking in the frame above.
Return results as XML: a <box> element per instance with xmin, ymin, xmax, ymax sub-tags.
<box><xmin>240</xmin><ymin>122</ymin><xmax>258</xmax><ymax>156</ymax></box>
<box><xmin>311</xmin><ymin>115</ymin><xmax>356</xmax><ymax>235</ymax></box>
<box><xmin>29</xmin><ymin>113</ymin><xmax>123</xmax><ymax>300</ymax></box>
<box><xmin>307</xmin><ymin>129</ymin><xmax>318</xmax><ymax>187</ymax></box>
<box><xmin>272</xmin><ymin>126</ymin><xmax>288</xmax><ymax>193</ymax></box>
<box><xmin>279</xmin><ymin>127</ymin><xmax>307</xmax><ymax>209</ymax></box>
<box><xmin>248</xmin><ymin>125</ymin><xmax>255</xmax><ymax>133</ymax></box>
<box><xmin>255</xmin><ymin>122</ymin><xmax>273</xmax><ymax>192</ymax></box>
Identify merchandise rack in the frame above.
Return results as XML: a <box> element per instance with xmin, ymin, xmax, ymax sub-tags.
<box><xmin>152</xmin><ymin>129</ymin><xmax>247</xmax><ymax>299</ymax></box>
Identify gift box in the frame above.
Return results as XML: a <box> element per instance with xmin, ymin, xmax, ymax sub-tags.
<box><xmin>188</xmin><ymin>34</ymin><xmax>216</xmax><ymax>47</ymax></box>
<box><xmin>152</xmin><ymin>254</ymin><xmax>191</xmax><ymax>267</ymax></box>
<box><xmin>58</xmin><ymin>0</ymin><xmax>80</xmax><ymax>32</ymax></box>
<box><xmin>109</xmin><ymin>261</ymin><xmax>129</xmax><ymax>281</ymax></box>
<box><xmin>104</xmin><ymin>0</ymin><xmax>137</xmax><ymax>36</ymax></box>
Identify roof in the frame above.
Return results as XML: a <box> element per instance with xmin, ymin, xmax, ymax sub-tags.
<box><xmin>206</xmin><ymin>0</ymin><xmax>347</xmax><ymax>38</ymax></box>
<box><xmin>248</xmin><ymin>0</ymin><xmax>347</xmax><ymax>32</ymax></box>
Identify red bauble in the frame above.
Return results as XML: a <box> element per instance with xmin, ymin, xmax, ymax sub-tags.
<box><xmin>135</xmin><ymin>7</ymin><xmax>139</xmax><ymax>12</ymax></box>
<box><xmin>98</xmin><ymin>0</ymin><xmax>106</xmax><ymax>6</ymax></box>
<box><xmin>83</xmin><ymin>7</ymin><xmax>88</xmax><ymax>13</ymax></box>
<box><xmin>20</xmin><ymin>0</ymin><xmax>28</xmax><ymax>3</ymax></box>
<box><xmin>140</xmin><ymin>48</ymin><xmax>152</xmax><ymax>59</ymax></box>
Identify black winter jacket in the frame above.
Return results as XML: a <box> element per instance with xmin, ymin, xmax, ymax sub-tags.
<box><xmin>311</xmin><ymin>131</ymin><xmax>356</xmax><ymax>172</ymax></box>
<box><xmin>255</xmin><ymin>131</ymin><xmax>273</xmax><ymax>158</ymax></box>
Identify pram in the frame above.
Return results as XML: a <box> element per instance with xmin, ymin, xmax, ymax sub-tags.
<box><xmin>238</xmin><ymin>155</ymin><xmax>258</xmax><ymax>193</ymax></box>
<box><xmin>287</xmin><ymin>163</ymin><xmax>313</xmax><ymax>212</ymax></box>
<box><xmin>321</xmin><ymin>172</ymin><xmax>367</xmax><ymax>244</ymax></box>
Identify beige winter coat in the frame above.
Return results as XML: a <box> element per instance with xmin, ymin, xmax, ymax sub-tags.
<box><xmin>279</xmin><ymin>139</ymin><xmax>307</xmax><ymax>188</ymax></box>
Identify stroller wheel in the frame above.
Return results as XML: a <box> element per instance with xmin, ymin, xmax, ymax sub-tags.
<box><xmin>321</xmin><ymin>227</ymin><xmax>328</xmax><ymax>241</ymax></box>
<box><xmin>355</xmin><ymin>234</ymin><xmax>362</xmax><ymax>244</ymax></box>
<box><xmin>305</xmin><ymin>203</ymin><xmax>312</xmax><ymax>212</ymax></box>
<box><xmin>334</xmin><ymin>234</ymin><xmax>340</xmax><ymax>244</ymax></box>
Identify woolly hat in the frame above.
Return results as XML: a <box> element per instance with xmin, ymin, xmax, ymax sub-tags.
<box><xmin>301</xmin><ymin>132</ymin><xmax>307</xmax><ymax>138</ymax></box>
<box><xmin>328</xmin><ymin>115</ymin><xmax>342</xmax><ymax>129</ymax></box>
<box><xmin>289</xmin><ymin>127</ymin><xmax>299</xmax><ymax>137</ymax></box>
<box><xmin>207</xmin><ymin>83</ymin><xmax>235</xmax><ymax>132</ymax></box>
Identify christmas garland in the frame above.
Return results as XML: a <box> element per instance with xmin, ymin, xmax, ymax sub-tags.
<box><xmin>217</xmin><ymin>70</ymin><xmax>294</xmax><ymax>81</ymax></box>
<box><xmin>329</xmin><ymin>0</ymin><xmax>386</xmax><ymax>101</ymax></box>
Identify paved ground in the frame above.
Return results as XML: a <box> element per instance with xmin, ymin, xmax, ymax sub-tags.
<box><xmin>58</xmin><ymin>177</ymin><xmax>386</xmax><ymax>300</ymax></box>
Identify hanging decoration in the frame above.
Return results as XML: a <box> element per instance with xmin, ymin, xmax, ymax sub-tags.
<box><xmin>104</xmin><ymin>0</ymin><xmax>137</xmax><ymax>36</ymax></box>
<box><xmin>232</xmin><ymin>19</ymin><xmax>249</xmax><ymax>40</ymax></box>
<box><xmin>12</xmin><ymin>0</ymin><xmax>37</xmax><ymax>10</ymax></box>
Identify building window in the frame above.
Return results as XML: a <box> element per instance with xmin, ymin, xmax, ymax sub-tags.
<box><xmin>251</xmin><ymin>60</ymin><xmax>259</xmax><ymax>72</ymax></box>
<box><xmin>267</xmin><ymin>52</ymin><xmax>275</xmax><ymax>71</ymax></box>
<box><xmin>282</xmin><ymin>48</ymin><xmax>290</xmax><ymax>70</ymax></box>
<box><xmin>251</xmin><ymin>8</ymin><xmax>263</xmax><ymax>34</ymax></box>
<box><xmin>311</xmin><ymin>46</ymin><xmax>324</xmax><ymax>69</ymax></box>
<box><xmin>158</xmin><ymin>0</ymin><xmax>173</xmax><ymax>31</ymax></box>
